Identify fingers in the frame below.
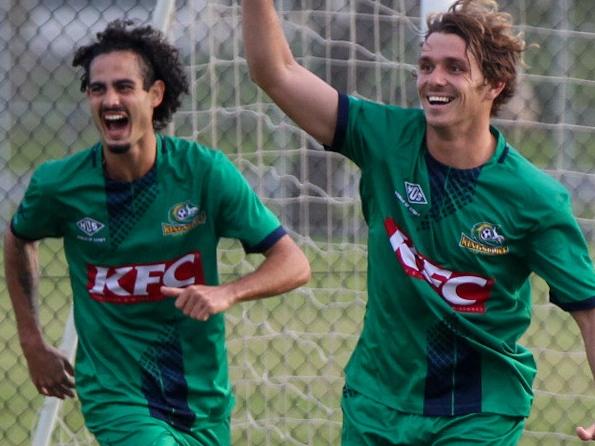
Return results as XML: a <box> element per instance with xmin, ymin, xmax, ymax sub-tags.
<box><xmin>37</xmin><ymin>375</ymin><xmax>75</xmax><ymax>399</ymax></box>
<box><xmin>36</xmin><ymin>359</ymin><xmax>76</xmax><ymax>399</ymax></box>
<box><xmin>162</xmin><ymin>285</ymin><xmax>211</xmax><ymax>321</ymax></box>
<box><xmin>577</xmin><ymin>424</ymin><xmax>595</xmax><ymax>441</ymax></box>
<box><xmin>160</xmin><ymin>286</ymin><xmax>182</xmax><ymax>297</ymax></box>
<box><xmin>63</xmin><ymin>358</ymin><xmax>75</xmax><ymax>376</ymax></box>
<box><xmin>179</xmin><ymin>296</ymin><xmax>210</xmax><ymax>321</ymax></box>
<box><xmin>38</xmin><ymin>383</ymin><xmax>75</xmax><ymax>399</ymax></box>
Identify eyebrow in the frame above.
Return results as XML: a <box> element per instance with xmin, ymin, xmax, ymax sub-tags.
<box><xmin>88</xmin><ymin>79</ymin><xmax>136</xmax><ymax>88</ymax></box>
<box><xmin>417</xmin><ymin>55</ymin><xmax>469</xmax><ymax>67</ymax></box>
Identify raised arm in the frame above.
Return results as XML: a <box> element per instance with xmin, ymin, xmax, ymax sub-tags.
<box><xmin>242</xmin><ymin>0</ymin><xmax>339</xmax><ymax>146</ymax></box>
<box><xmin>4</xmin><ymin>228</ymin><xmax>75</xmax><ymax>399</ymax></box>
<box><xmin>571</xmin><ymin>308</ymin><xmax>595</xmax><ymax>441</ymax></box>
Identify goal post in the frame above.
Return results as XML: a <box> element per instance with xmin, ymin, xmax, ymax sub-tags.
<box><xmin>31</xmin><ymin>309</ymin><xmax>78</xmax><ymax>446</ymax></box>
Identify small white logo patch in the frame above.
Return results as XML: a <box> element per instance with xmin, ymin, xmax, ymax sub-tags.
<box><xmin>76</xmin><ymin>217</ymin><xmax>105</xmax><ymax>237</ymax></box>
<box><xmin>405</xmin><ymin>182</ymin><xmax>428</xmax><ymax>204</ymax></box>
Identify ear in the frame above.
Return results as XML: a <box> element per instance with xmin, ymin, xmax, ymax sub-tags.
<box><xmin>149</xmin><ymin>80</ymin><xmax>165</xmax><ymax>108</ymax></box>
<box><xmin>486</xmin><ymin>80</ymin><xmax>506</xmax><ymax>101</ymax></box>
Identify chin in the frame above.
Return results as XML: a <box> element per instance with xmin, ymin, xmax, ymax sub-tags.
<box><xmin>106</xmin><ymin>143</ymin><xmax>131</xmax><ymax>154</ymax></box>
<box><xmin>425</xmin><ymin>116</ymin><xmax>452</xmax><ymax>129</ymax></box>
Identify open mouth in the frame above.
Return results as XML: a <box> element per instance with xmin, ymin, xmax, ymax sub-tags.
<box><xmin>427</xmin><ymin>95</ymin><xmax>454</xmax><ymax>106</ymax></box>
<box><xmin>103</xmin><ymin>112</ymin><xmax>129</xmax><ymax>133</ymax></box>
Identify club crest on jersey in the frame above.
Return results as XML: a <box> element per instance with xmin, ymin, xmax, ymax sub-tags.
<box><xmin>76</xmin><ymin>217</ymin><xmax>106</xmax><ymax>242</ymax></box>
<box><xmin>162</xmin><ymin>201</ymin><xmax>206</xmax><ymax>236</ymax></box>
<box><xmin>405</xmin><ymin>182</ymin><xmax>428</xmax><ymax>204</ymax></box>
<box><xmin>459</xmin><ymin>222</ymin><xmax>509</xmax><ymax>255</ymax></box>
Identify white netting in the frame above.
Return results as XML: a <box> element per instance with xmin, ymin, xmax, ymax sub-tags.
<box><xmin>0</xmin><ymin>0</ymin><xmax>593</xmax><ymax>445</ymax></box>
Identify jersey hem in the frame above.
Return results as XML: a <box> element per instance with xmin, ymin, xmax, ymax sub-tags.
<box><xmin>343</xmin><ymin>379</ymin><xmax>532</xmax><ymax>418</ymax></box>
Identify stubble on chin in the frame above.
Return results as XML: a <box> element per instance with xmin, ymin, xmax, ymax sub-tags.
<box><xmin>106</xmin><ymin>144</ymin><xmax>131</xmax><ymax>154</ymax></box>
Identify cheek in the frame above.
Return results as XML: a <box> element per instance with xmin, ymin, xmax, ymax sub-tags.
<box><xmin>415</xmin><ymin>77</ymin><xmax>424</xmax><ymax>91</ymax></box>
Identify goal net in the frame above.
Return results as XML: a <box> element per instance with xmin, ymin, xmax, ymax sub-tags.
<box><xmin>1</xmin><ymin>0</ymin><xmax>590</xmax><ymax>445</ymax></box>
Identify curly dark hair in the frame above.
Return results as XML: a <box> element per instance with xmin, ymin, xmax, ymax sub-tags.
<box><xmin>72</xmin><ymin>19</ymin><xmax>189</xmax><ymax>130</ymax></box>
<box><xmin>425</xmin><ymin>0</ymin><xmax>527</xmax><ymax>116</ymax></box>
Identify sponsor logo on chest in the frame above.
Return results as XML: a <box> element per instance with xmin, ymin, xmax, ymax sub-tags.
<box><xmin>162</xmin><ymin>201</ymin><xmax>206</xmax><ymax>236</ymax></box>
<box><xmin>385</xmin><ymin>218</ymin><xmax>493</xmax><ymax>313</ymax></box>
<box><xmin>459</xmin><ymin>222</ymin><xmax>509</xmax><ymax>255</ymax></box>
<box><xmin>87</xmin><ymin>252</ymin><xmax>204</xmax><ymax>303</ymax></box>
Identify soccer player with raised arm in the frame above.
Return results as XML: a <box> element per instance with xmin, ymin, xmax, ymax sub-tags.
<box><xmin>4</xmin><ymin>19</ymin><xmax>310</xmax><ymax>446</ymax></box>
<box><xmin>242</xmin><ymin>0</ymin><xmax>595</xmax><ymax>443</ymax></box>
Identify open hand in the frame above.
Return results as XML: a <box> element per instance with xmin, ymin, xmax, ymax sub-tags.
<box><xmin>24</xmin><ymin>343</ymin><xmax>75</xmax><ymax>399</ymax></box>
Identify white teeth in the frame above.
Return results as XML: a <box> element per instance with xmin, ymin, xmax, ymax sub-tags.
<box><xmin>428</xmin><ymin>96</ymin><xmax>452</xmax><ymax>104</ymax></box>
<box><xmin>104</xmin><ymin>114</ymin><xmax>126</xmax><ymax>121</ymax></box>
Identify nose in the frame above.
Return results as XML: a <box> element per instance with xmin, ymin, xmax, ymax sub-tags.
<box><xmin>102</xmin><ymin>87</ymin><xmax>120</xmax><ymax>108</ymax></box>
<box><xmin>426</xmin><ymin>66</ymin><xmax>448</xmax><ymax>87</ymax></box>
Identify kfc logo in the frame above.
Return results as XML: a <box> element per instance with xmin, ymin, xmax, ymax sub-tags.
<box><xmin>87</xmin><ymin>252</ymin><xmax>204</xmax><ymax>303</ymax></box>
<box><xmin>385</xmin><ymin>218</ymin><xmax>493</xmax><ymax>313</ymax></box>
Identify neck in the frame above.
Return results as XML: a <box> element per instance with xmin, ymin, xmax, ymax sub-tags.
<box><xmin>103</xmin><ymin>133</ymin><xmax>157</xmax><ymax>182</ymax></box>
<box><xmin>425</xmin><ymin>122</ymin><xmax>496</xmax><ymax>169</ymax></box>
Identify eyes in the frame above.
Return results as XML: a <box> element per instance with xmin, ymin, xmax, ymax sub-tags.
<box><xmin>417</xmin><ymin>61</ymin><xmax>467</xmax><ymax>75</ymax></box>
<box><xmin>87</xmin><ymin>82</ymin><xmax>136</xmax><ymax>96</ymax></box>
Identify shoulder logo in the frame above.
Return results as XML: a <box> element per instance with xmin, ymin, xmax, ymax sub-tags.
<box><xmin>404</xmin><ymin>181</ymin><xmax>428</xmax><ymax>204</ymax></box>
<box><xmin>459</xmin><ymin>222</ymin><xmax>509</xmax><ymax>255</ymax></box>
<box><xmin>162</xmin><ymin>201</ymin><xmax>206</xmax><ymax>236</ymax></box>
<box><xmin>76</xmin><ymin>217</ymin><xmax>106</xmax><ymax>243</ymax></box>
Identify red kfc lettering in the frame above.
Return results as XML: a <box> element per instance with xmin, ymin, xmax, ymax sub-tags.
<box><xmin>87</xmin><ymin>252</ymin><xmax>204</xmax><ymax>303</ymax></box>
<box><xmin>384</xmin><ymin>218</ymin><xmax>493</xmax><ymax>313</ymax></box>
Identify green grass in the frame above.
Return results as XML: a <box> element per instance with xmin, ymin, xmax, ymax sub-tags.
<box><xmin>0</xmin><ymin>240</ymin><xmax>593</xmax><ymax>445</ymax></box>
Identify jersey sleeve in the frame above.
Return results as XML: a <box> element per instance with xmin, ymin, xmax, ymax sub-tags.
<box><xmin>326</xmin><ymin>94</ymin><xmax>370</xmax><ymax>167</ymax></box>
<box><xmin>527</xmin><ymin>189</ymin><xmax>595</xmax><ymax>311</ymax></box>
<box><xmin>210</xmin><ymin>152</ymin><xmax>285</xmax><ymax>253</ymax></box>
<box><xmin>11</xmin><ymin>162</ymin><xmax>62</xmax><ymax>240</ymax></box>
<box><xmin>327</xmin><ymin>93</ymin><xmax>425</xmax><ymax>169</ymax></box>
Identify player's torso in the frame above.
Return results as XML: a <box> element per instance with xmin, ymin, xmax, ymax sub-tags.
<box><xmin>60</xmin><ymin>142</ymin><xmax>219</xmax><ymax>310</ymax></box>
<box><xmin>53</xmin><ymin>139</ymin><xmax>233</xmax><ymax>427</ymax></box>
<box><xmin>362</xmin><ymin>138</ymin><xmax>534</xmax><ymax>323</ymax></box>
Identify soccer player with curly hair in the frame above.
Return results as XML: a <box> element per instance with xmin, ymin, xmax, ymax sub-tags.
<box><xmin>5</xmin><ymin>19</ymin><xmax>310</xmax><ymax>445</ymax></box>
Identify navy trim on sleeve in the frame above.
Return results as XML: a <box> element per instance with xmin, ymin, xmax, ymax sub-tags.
<box><xmin>324</xmin><ymin>92</ymin><xmax>349</xmax><ymax>152</ymax></box>
<box><xmin>550</xmin><ymin>292</ymin><xmax>595</xmax><ymax>312</ymax></box>
<box><xmin>242</xmin><ymin>226</ymin><xmax>287</xmax><ymax>254</ymax></box>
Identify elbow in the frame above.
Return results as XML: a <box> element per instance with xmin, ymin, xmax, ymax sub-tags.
<box><xmin>247</xmin><ymin>58</ymin><xmax>297</xmax><ymax>95</ymax></box>
<box><xmin>248</xmin><ymin>67</ymin><xmax>279</xmax><ymax>94</ymax></box>
<box><xmin>246</xmin><ymin>63</ymin><xmax>263</xmax><ymax>87</ymax></box>
<box><xmin>286</xmin><ymin>248</ymin><xmax>311</xmax><ymax>289</ymax></box>
<box><xmin>297</xmin><ymin>256</ymin><xmax>312</xmax><ymax>287</ymax></box>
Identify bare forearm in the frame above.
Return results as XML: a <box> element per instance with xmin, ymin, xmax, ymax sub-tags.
<box><xmin>572</xmin><ymin>308</ymin><xmax>595</xmax><ymax>382</ymax></box>
<box><xmin>242</xmin><ymin>0</ymin><xmax>295</xmax><ymax>89</ymax></box>
<box><xmin>227</xmin><ymin>235</ymin><xmax>310</xmax><ymax>303</ymax></box>
<box><xmin>242</xmin><ymin>0</ymin><xmax>338</xmax><ymax>145</ymax></box>
<box><xmin>4</xmin><ymin>229</ymin><xmax>44</xmax><ymax>350</ymax></box>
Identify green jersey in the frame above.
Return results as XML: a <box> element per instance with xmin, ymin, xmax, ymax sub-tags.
<box><xmin>330</xmin><ymin>94</ymin><xmax>595</xmax><ymax>417</ymax></box>
<box><xmin>11</xmin><ymin>135</ymin><xmax>285</xmax><ymax>435</ymax></box>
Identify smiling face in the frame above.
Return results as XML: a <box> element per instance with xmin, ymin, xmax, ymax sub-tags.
<box><xmin>86</xmin><ymin>50</ymin><xmax>164</xmax><ymax>154</ymax></box>
<box><xmin>416</xmin><ymin>32</ymin><xmax>503</xmax><ymax>131</ymax></box>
